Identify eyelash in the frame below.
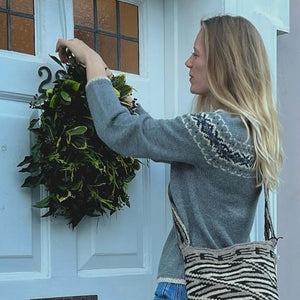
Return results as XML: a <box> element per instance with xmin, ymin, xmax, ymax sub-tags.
<box><xmin>192</xmin><ymin>52</ymin><xmax>199</xmax><ymax>57</ymax></box>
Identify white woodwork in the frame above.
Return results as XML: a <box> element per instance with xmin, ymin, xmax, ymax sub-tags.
<box><xmin>0</xmin><ymin>0</ymin><xmax>288</xmax><ymax>299</ymax></box>
<box><xmin>0</xmin><ymin>0</ymin><xmax>166</xmax><ymax>299</ymax></box>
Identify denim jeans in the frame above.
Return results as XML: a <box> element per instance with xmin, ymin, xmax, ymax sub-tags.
<box><xmin>154</xmin><ymin>282</ymin><xmax>188</xmax><ymax>300</ymax></box>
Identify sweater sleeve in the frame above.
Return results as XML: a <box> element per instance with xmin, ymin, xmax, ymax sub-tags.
<box><xmin>85</xmin><ymin>78</ymin><xmax>255</xmax><ymax>171</ymax></box>
<box><xmin>85</xmin><ymin>78</ymin><xmax>200</xmax><ymax>164</ymax></box>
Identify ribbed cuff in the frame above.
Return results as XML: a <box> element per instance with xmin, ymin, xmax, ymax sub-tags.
<box><xmin>157</xmin><ymin>277</ymin><xmax>186</xmax><ymax>285</ymax></box>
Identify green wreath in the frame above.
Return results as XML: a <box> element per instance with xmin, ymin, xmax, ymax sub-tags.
<box><xmin>18</xmin><ymin>56</ymin><xmax>141</xmax><ymax>228</ymax></box>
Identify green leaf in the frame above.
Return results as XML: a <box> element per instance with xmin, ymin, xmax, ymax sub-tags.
<box><xmin>17</xmin><ymin>155</ymin><xmax>33</xmax><ymax>167</ymax></box>
<box><xmin>120</xmin><ymin>85</ymin><xmax>133</xmax><ymax>98</ymax></box>
<box><xmin>56</xmin><ymin>136</ymin><xmax>62</xmax><ymax>149</ymax></box>
<box><xmin>41</xmin><ymin>210</ymin><xmax>53</xmax><ymax>218</ymax></box>
<box><xmin>113</xmin><ymin>88</ymin><xmax>120</xmax><ymax>98</ymax></box>
<box><xmin>21</xmin><ymin>174</ymin><xmax>43</xmax><ymax>188</ymax></box>
<box><xmin>31</xmin><ymin>143</ymin><xmax>42</xmax><ymax>158</ymax></box>
<box><xmin>70</xmin><ymin>180</ymin><xmax>83</xmax><ymax>191</ymax></box>
<box><xmin>49</xmin><ymin>55</ymin><xmax>64</xmax><ymax>67</ymax></box>
<box><xmin>62</xmin><ymin>79</ymin><xmax>80</xmax><ymax>92</ymax></box>
<box><xmin>49</xmin><ymin>94</ymin><xmax>58</xmax><ymax>108</ymax></box>
<box><xmin>123</xmin><ymin>174</ymin><xmax>136</xmax><ymax>184</ymax></box>
<box><xmin>19</xmin><ymin>162</ymin><xmax>40</xmax><ymax>173</ymax></box>
<box><xmin>66</xmin><ymin>126</ymin><xmax>87</xmax><ymax>143</ymax></box>
<box><xmin>56</xmin><ymin>190</ymin><xmax>73</xmax><ymax>202</ymax></box>
<box><xmin>28</xmin><ymin>118</ymin><xmax>39</xmax><ymax>130</ymax></box>
<box><xmin>46</xmin><ymin>89</ymin><xmax>53</xmax><ymax>98</ymax></box>
<box><xmin>48</xmin><ymin>152</ymin><xmax>65</xmax><ymax>164</ymax></box>
<box><xmin>34</xmin><ymin>196</ymin><xmax>50</xmax><ymax>208</ymax></box>
<box><xmin>111</xmin><ymin>74</ymin><xmax>126</xmax><ymax>90</ymax></box>
<box><xmin>61</xmin><ymin>91</ymin><xmax>71</xmax><ymax>102</ymax></box>
<box><xmin>29</xmin><ymin>127</ymin><xmax>41</xmax><ymax>134</ymax></box>
<box><xmin>71</xmin><ymin>136</ymin><xmax>87</xmax><ymax>150</ymax></box>
<box><xmin>120</xmin><ymin>100</ymin><xmax>131</xmax><ymax>108</ymax></box>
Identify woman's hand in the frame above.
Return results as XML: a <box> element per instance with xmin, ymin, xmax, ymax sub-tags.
<box><xmin>55</xmin><ymin>38</ymin><xmax>112</xmax><ymax>81</ymax></box>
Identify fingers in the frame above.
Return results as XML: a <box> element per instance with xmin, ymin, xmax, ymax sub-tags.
<box><xmin>56</xmin><ymin>38</ymin><xmax>71</xmax><ymax>63</ymax></box>
<box><xmin>55</xmin><ymin>38</ymin><xmax>110</xmax><ymax>77</ymax></box>
<box><xmin>105</xmin><ymin>67</ymin><xmax>113</xmax><ymax>78</ymax></box>
<box><xmin>56</xmin><ymin>38</ymin><xmax>81</xmax><ymax>63</ymax></box>
<box><xmin>56</xmin><ymin>38</ymin><xmax>92</xmax><ymax>65</ymax></box>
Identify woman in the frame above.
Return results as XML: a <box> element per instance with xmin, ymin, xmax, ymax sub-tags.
<box><xmin>56</xmin><ymin>15</ymin><xmax>282</xmax><ymax>300</ymax></box>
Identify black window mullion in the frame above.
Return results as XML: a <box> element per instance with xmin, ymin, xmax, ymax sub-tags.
<box><xmin>74</xmin><ymin>25</ymin><xmax>96</xmax><ymax>33</ymax></box>
<box><xmin>7</xmin><ymin>0</ymin><xmax>11</xmax><ymax>50</ymax></box>
<box><xmin>74</xmin><ymin>24</ymin><xmax>138</xmax><ymax>43</ymax></box>
<box><xmin>116</xmin><ymin>0</ymin><xmax>121</xmax><ymax>70</ymax></box>
<box><xmin>93</xmin><ymin>0</ymin><xmax>98</xmax><ymax>52</ymax></box>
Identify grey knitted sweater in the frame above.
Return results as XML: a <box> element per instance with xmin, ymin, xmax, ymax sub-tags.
<box><xmin>86</xmin><ymin>78</ymin><xmax>260</xmax><ymax>283</ymax></box>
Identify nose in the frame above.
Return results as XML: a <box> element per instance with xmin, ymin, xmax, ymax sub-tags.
<box><xmin>185</xmin><ymin>55</ymin><xmax>192</xmax><ymax>68</ymax></box>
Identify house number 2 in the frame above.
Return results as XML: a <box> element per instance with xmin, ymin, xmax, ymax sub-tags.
<box><xmin>38</xmin><ymin>66</ymin><xmax>66</xmax><ymax>93</ymax></box>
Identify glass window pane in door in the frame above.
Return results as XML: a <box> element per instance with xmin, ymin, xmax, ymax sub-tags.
<box><xmin>73</xmin><ymin>0</ymin><xmax>94</xmax><ymax>28</ymax></box>
<box><xmin>119</xmin><ymin>2</ymin><xmax>138</xmax><ymax>38</ymax></box>
<box><xmin>98</xmin><ymin>34</ymin><xmax>117</xmax><ymax>70</ymax></box>
<box><xmin>97</xmin><ymin>0</ymin><xmax>117</xmax><ymax>33</ymax></box>
<box><xmin>121</xmin><ymin>39</ymin><xmax>139</xmax><ymax>74</ymax></box>
<box><xmin>74</xmin><ymin>29</ymin><xmax>94</xmax><ymax>49</ymax></box>
<box><xmin>0</xmin><ymin>12</ymin><xmax>7</xmax><ymax>50</ymax></box>
<box><xmin>0</xmin><ymin>0</ymin><xmax>6</xmax><ymax>8</ymax></box>
<box><xmin>73</xmin><ymin>0</ymin><xmax>139</xmax><ymax>74</ymax></box>
<box><xmin>11</xmin><ymin>15</ymin><xmax>34</xmax><ymax>55</ymax></box>
<box><xmin>10</xmin><ymin>0</ymin><xmax>34</xmax><ymax>14</ymax></box>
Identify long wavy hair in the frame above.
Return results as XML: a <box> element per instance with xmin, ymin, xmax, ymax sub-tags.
<box><xmin>194</xmin><ymin>15</ymin><xmax>282</xmax><ymax>190</ymax></box>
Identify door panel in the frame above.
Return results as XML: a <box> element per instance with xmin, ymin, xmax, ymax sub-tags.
<box><xmin>77</xmin><ymin>176</ymin><xmax>147</xmax><ymax>272</ymax></box>
<box><xmin>0</xmin><ymin>1</ymin><xmax>166</xmax><ymax>299</ymax></box>
<box><xmin>0</xmin><ymin>98</ymin><xmax>49</xmax><ymax>280</ymax></box>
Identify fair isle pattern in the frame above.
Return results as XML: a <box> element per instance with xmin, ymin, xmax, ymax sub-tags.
<box><xmin>182</xmin><ymin>241</ymin><xmax>279</xmax><ymax>300</ymax></box>
<box><xmin>182</xmin><ymin>112</ymin><xmax>255</xmax><ymax>178</ymax></box>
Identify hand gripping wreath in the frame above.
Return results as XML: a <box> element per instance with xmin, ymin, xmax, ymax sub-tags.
<box><xmin>18</xmin><ymin>56</ymin><xmax>141</xmax><ymax>228</ymax></box>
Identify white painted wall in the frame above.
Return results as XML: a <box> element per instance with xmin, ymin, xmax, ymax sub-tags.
<box><xmin>163</xmin><ymin>0</ymin><xmax>225</xmax><ymax>231</ymax></box>
<box><xmin>172</xmin><ymin>0</ymin><xmax>224</xmax><ymax>115</ymax></box>
<box><xmin>277</xmin><ymin>0</ymin><xmax>300</xmax><ymax>298</ymax></box>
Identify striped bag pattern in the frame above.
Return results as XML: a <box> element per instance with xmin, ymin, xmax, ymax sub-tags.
<box><xmin>170</xmin><ymin>188</ymin><xmax>279</xmax><ymax>300</ymax></box>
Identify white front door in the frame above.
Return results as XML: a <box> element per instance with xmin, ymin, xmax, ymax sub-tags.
<box><xmin>0</xmin><ymin>1</ymin><xmax>167</xmax><ymax>299</ymax></box>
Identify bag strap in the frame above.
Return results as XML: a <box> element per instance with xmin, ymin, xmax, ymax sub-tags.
<box><xmin>168</xmin><ymin>187</ymin><xmax>191</xmax><ymax>247</ymax></box>
<box><xmin>264</xmin><ymin>186</ymin><xmax>277</xmax><ymax>241</ymax></box>
<box><xmin>169</xmin><ymin>185</ymin><xmax>277</xmax><ymax>248</ymax></box>
<box><xmin>169</xmin><ymin>192</ymin><xmax>191</xmax><ymax>246</ymax></box>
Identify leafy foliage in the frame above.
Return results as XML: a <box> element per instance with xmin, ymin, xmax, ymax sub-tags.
<box><xmin>18</xmin><ymin>57</ymin><xmax>141</xmax><ymax>228</ymax></box>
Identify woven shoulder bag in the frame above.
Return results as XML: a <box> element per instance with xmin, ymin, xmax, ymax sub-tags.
<box><xmin>170</xmin><ymin>188</ymin><xmax>279</xmax><ymax>300</ymax></box>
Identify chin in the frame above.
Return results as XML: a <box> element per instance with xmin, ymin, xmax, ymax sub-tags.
<box><xmin>190</xmin><ymin>87</ymin><xmax>198</xmax><ymax>95</ymax></box>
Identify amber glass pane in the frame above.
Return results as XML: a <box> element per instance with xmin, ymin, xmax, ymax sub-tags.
<box><xmin>0</xmin><ymin>0</ymin><xmax>6</xmax><ymax>8</ymax></box>
<box><xmin>121</xmin><ymin>39</ymin><xmax>139</xmax><ymax>74</ymax></box>
<box><xmin>98</xmin><ymin>34</ymin><xmax>117</xmax><ymax>70</ymax></box>
<box><xmin>11</xmin><ymin>0</ymin><xmax>34</xmax><ymax>14</ymax></box>
<box><xmin>97</xmin><ymin>0</ymin><xmax>117</xmax><ymax>33</ymax></box>
<box><xmin>0</xmin><ymin>12</ymin><xmax>7</xmax><ymax>50</ymax></box>
<box><xmin>119</xmin><ymin>2</ymin><xmax>138</xmax><ymax>38</ymax></box>
<box><xmin>11</xmin><ymin>15</ymin><xmax>34</xmax><ymax>55</ymax></box>
<box><xmin>73</xmin><ymin>0</ymin><xmax>94</xmax><ymax>28</ymax></box>
<box><xmin>74</xmin><ymin>29</ymin><xmax>94</xmax><ymax>49</ymax></box>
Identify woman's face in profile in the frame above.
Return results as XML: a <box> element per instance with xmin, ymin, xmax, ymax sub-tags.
<box><xmin>185</xmin><ymin>30</ymin><xmax>209</xmax><ymax>95</ymax></box>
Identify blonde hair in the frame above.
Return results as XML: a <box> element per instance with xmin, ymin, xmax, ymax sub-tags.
<box><xmin>194</xmin><ymin>15</ymin><xmax>282</xmax><ymax>190</ymax></box>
